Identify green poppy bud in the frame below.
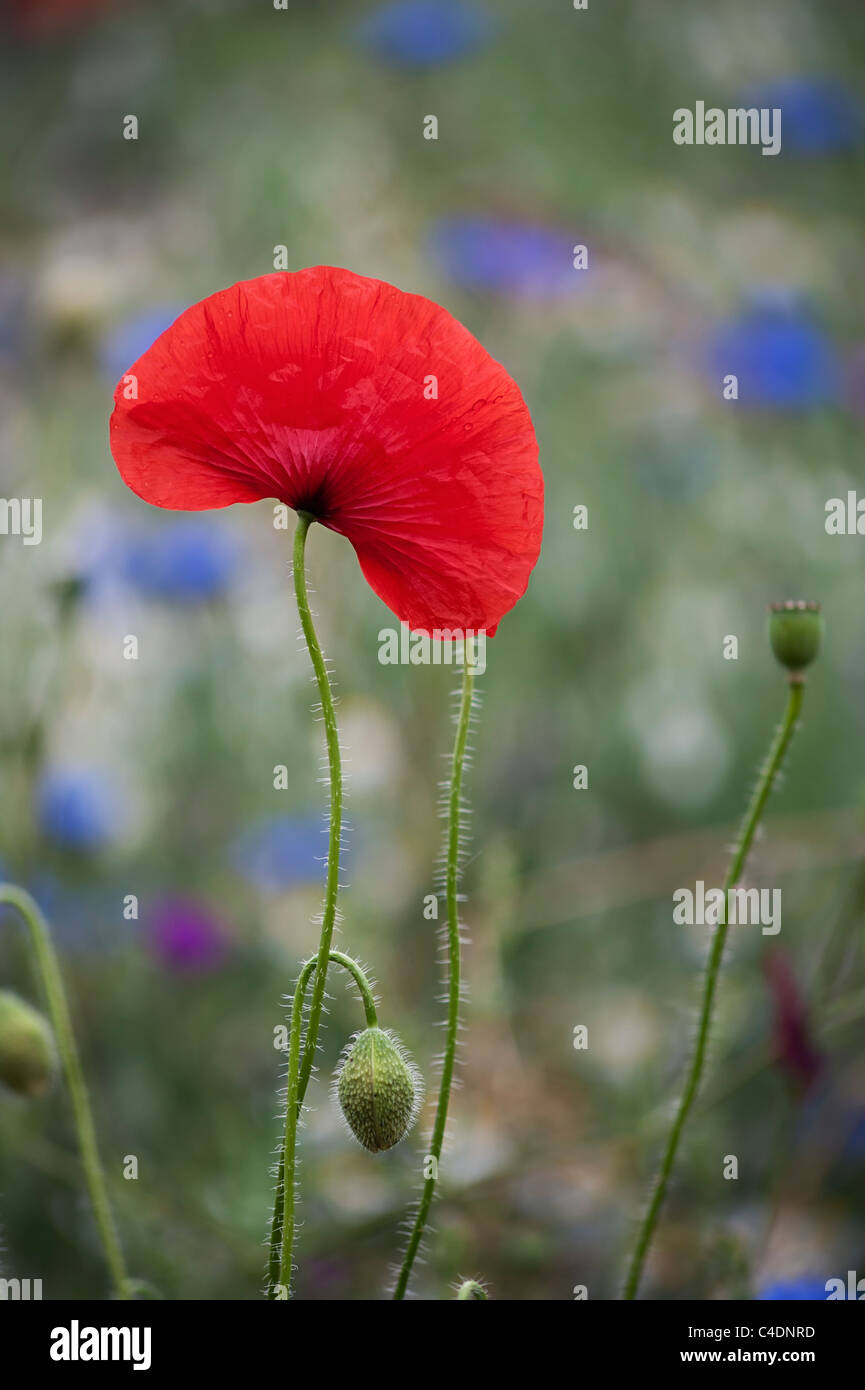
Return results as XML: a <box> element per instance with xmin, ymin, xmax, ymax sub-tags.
<box><xmin>456</xmin><ymin>1279</ymin><xmax>489</xmax><ymax>1300</ymax></box>
<box><xmin>769</xmin><ymin>600</ymin><xmax>823</xmax><ymax>673</ymax></box>
<box><xmin>334</xmin><ymin>1027</ymin><xmax>423</xmax><ymax>1153</ymax></box>
<box><xmin>0</xmin><ymin>990</ymin><xmax>58</xmax><ymax>1098</ymax></box>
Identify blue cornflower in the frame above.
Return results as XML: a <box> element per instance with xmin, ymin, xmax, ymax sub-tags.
<box><xmin>355</xmin><ymin>0</ymin><xmax>493</xmax><ymax>69</ymax></box>
<box><xmin>758</xmin><ymin>1276</ymin><xmax>828</xmax><ymax>1300</ymax></box>
<box><xmin>428</xmin><ymin>215</ymin><xmax>576</xmax><ymax>297</ymax></box>
<box><xmin>229</xmin><ymin>815</ymin><xmax>330</xmax><ymax>893</ymax></box>
<box><xmin>36</xmin><ymin>767</ymin><xmax>122</xmax><ymax>853</ymax></box>
<box><xmin>708</xmin><ymin>293</ymin><xmax>838</xmax><ymax>409</ymax></box>
<box><xmin>743</xmin><ymin>79</ymin><xmax>861</xmax><ymax>156</ymax></box>
<box><xmin>99</xmin><ymin>306</ymin><xmax>184</xmax><ymax>383</ymax></box>
<box><xmin>122</xmin><ymin>520</ymin><xmax>239</xmax><ymax>603</ymax></box>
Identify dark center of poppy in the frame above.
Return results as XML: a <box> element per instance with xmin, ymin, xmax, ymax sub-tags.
<box><xmin>290</xmin><ymin>480</ymin><xmax>331</xmax><ymax>521</ymax></box>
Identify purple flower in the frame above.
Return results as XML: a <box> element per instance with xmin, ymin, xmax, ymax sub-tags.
<box><xmin>428</xmin><ymin>216</ymin><xmax>577</xmax><ymax>298</ymax></box>
<box><xmin>145</xmin><ymin>897</ymin><xmax>228</xmax><ymax>975</ymax></box>
<box><xmin>355</xmin><ymin>1</ymin><xmax>493</xmax><ymax>69</ymax></box>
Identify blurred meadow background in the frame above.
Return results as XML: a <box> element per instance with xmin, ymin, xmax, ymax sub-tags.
<box><xmin>1</xmin><ymin>0</ymin><xmax>865</xmax><ymax>1300</ymax></box>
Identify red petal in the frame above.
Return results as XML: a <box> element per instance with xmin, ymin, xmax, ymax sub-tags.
<box><xmin>110</xmin><ymin>267</ymin><xmax>543</xmax><ymax>632</ymax></box>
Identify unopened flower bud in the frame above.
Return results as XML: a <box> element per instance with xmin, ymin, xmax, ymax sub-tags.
<box><xmin>769</xmin><ymin>600</ymin><xmax>823</xmax><ymax>673</ymax></box>
<box><xmin>334</xmin><ymin>1027</ymin><xmax>423</xmax><ymax>1153</ymax></box>
<box><xmin>456</xmin><ymin>1279</ymin><xmax>489</xmax><ymax>1300</ymax></box>
<box><xmin>0</xmin><ymin>990</ymin><xmax>58</xmax><ymax>1098</ymax></box>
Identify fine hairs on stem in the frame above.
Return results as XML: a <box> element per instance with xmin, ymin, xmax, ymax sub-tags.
<box><xmin>624</xmin><ymin>601</ymin><xmax>821</xmax><ymax>1299</ymax></box>
<box><xmin>393</xmin><ymin>652</ymin><xmax>478</xmax><ymax>1299</ymax></box>
<box><xmin>267</xmin><ymin>512</ymin><xmax>345</xmax><ymax>1299</ymax></box>
<box><xmin>0</xmin><ymin>883</ymin><xmax>130</xmax><ymax>1300</ymax></box>
<box><xmin>274</xmin><ymin>951</ymin><xmax>378</xmax><ymax>1293</ymax></box>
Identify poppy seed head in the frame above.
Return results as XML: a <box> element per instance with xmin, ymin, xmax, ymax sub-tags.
<box><xmin>768</xmin><ymin>600</ymin><xmax>823</xmax><ymax>673</ymax></box>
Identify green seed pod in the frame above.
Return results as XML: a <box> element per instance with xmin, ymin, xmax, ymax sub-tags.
<box><xmin>769</xmin><ymin>600</ymin><xmax>823</xmax><ymax>673</ymax></box>
<box><xmin>334</xmin><ymin>1027</ymin><xmax>423</xmax><ymax>1153</ymax></box>
<box><xmin>0</xmin><ymin>990</ymin><xmax>58</xmax><ymax>1098</ymax></box>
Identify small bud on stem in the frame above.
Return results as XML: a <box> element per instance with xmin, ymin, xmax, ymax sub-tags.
<box><xmin>0</xmin><ymin>990</ymin><xmax>57</xmax><ymax>1097</ymax></box>
<box><xmin>769</xmin><ymin>600</ymin><xmax>823</xmax><ymax>676</ymax></box>
<box><xmin>335</xmin><ymin>1027</ymin><xmax>423</xmax><ymax>1153</ymax></box>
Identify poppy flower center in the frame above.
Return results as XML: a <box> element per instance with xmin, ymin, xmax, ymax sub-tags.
<box><xmin>289</xmin><ymin>480</ymin><xmax>332</xmax><ymax>521</ymax></box>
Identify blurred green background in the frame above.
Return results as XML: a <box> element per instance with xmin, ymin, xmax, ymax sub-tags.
<box><xmin>1</xmin><ymin>0</ymin><xmax>864</xmax><ymax>1300</ymax></box>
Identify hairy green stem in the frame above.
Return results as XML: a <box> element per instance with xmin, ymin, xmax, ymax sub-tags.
<box><xmin>269</xmin><ymin>950</ymin><xmax>377</xmax><ymax>1295</ymax></box>
<box><xmin>273</xmin><ymin>959</ymin><xmax>314</xmax><ymax>1296</ymax></box>
<box><xmin>0</xmin><ymin>883</ymin><xmax>129</xmax><ymax>1299</ymax></box>
<box><xmin>394</xmin><ymin>657</ymin><xmax>475</xmax><ymax>1300</ymax></box>
<box><xmin>292</xmin><ymin>516</ymin><xmax>345</xmax><ymax>1104</ymax></box>
<box><xmin>267</xmin><ymin>516</ymin><xmax>344</xmax><ymax>1297</ymax></box>
<box><xmin>623</xmin><ymin>678</ymin><xmax>805</xmax><ymax>1300</ymax></box>
<box><xmin>325</xmin><ymin>951</ymin><xmax>378</xmax><ymax>1028</ymax></box>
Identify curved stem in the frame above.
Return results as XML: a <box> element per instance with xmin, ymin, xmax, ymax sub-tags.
<box><xmin>394</xmin><ymin>657</ymin><xmax>475</xmax><ymax>1300</ymax></box>
<box><xmin>267</xmin><ymin>511</ymin><xmax>345</xmax><ymax>1299</ymax></box>
<box><xmin>267</xmin><ymin>951</ymin><xmax>376</xmax><ymax>1295</ymax></box>
<box><xmin>0</xmin><ymin>883</ymin><xmax>130</xmax><ymax>1299</ymax></box>
<box><xmin>292</xmin><ymin>514</ymin><xmax>345</xmax><ymax>1104</ymax></box>
<box><xmin>328</xmin><ymin>950</ymin><xmax>378</xmax><ymax>1028</ymax></box>
<box><xmin>623</xmin><ymin>678</ymin><xmax>805</xmax><ymax>1300</ymax></box>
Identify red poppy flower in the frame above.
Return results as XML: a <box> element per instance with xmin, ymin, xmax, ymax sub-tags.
<box><xmin>109</xmin><ymin>267</ymin><xmax>542</xmax><ymax>633</ymax></box>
